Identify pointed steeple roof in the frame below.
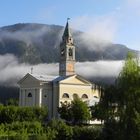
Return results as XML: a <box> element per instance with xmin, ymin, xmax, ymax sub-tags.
<box><xmin>62</xmin><ymin>18</ymin><xmax>72</xmax><ymax>40</ymax></box>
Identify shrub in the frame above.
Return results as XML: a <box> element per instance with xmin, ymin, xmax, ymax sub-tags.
<box><xmin>47</xmin><ymin>119</ymin><xmax>73</xmax><ymax>140</ymax></box>
<box><xmin>73</xmin><ymin>126</ymin><xmax>101</xmax><ymax>140</ymax></box>
<box><xmin>0</xmin><ymin>106</ymin><xmax>48</xmax><ymax>124</ymax></box>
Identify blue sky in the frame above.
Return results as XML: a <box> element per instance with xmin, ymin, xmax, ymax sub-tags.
<box><xmin>0</xmin><ymin>0</ymin><xmax>140</xmax><ymax>51</ymax></box>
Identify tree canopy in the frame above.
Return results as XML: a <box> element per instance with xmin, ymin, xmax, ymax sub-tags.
<box><xmin>58</xmin><ymin>98</ymin><xmax>91</xmax><ymax>125</ymax></box>
<box><xmin>98</xmin><ymin>52</ymin><xmax>140</xmax><ymax>140</ymax></box>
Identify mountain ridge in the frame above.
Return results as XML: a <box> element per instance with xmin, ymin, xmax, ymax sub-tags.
<box><xmin>0</xmin><ymin>23</ymin><xmax>138</xmax><ymax>64</ymax></box>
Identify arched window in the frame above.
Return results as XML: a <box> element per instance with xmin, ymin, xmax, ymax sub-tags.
<box><xmin>69</xmin><ymin>48</ymin><xmax>73</xmax><ymax>56</ymax></box>
<box><xmin>73</xmin><ymin>94</ymin><xmax>79</xmax><ymax>99</ymax></box>
<box><xmin>28</xmin><ymin>93</ymin><xmax>32</xmax><ymax>97</ymax></box>
<box><xmin>62</xmin><ymin>93</ymin><xmax>69</xmax><ymax>98</ymax></box>
<box><xmin>94</xmin><ymin>96</ymin><xmax>98</xmax><ymax>98</ymax></box>
<box><xmin>82</xmin><ymin>94</ymin><xmax>88</xmax><ymax>99</ymax></box>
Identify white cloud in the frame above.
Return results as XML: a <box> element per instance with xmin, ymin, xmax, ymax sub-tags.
<box><xmin>0</xmin><ymin>54</ymin><xmax>123</xmax><ymax>86</ymax></box>
<box><xmin>70</xmin><ymin>14</ymin><xmax>118</xmax><ymax>52</ymax></box>
<box><xmin>0</xmin><ymin>54</ymin><xmax>58</xmax><ymax>86</ymax></box>
<box><xmin>71</xmin><ymin>15</ymin><xmax>117</xmax><ymax>43</ymax></box>
<box><xmin>0</xmin><ymin>24</ymin><xmax>59</xmax><ymax>46</ymax></box>
<box><xmin>70</xmin><ymin>0</ymin><xmax>140</xmax><ymax>52</ymax></box>
<box><xmin>76</xmin><ymin>61</ymin><xmax>123</xmax><ymax>78</ymax></box>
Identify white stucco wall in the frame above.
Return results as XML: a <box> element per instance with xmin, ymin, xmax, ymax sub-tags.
<box><xmin>19</xmin><ymin>88</ymin><xmax>40</xmax><ymax>107</ymax></box>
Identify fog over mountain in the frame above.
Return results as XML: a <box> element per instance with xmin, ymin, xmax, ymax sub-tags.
<box><xmin>0</xmin><ymin>23</ymin><xmax>139</xmax><ymax>85</ymax></box>
<box><xmin>0</xmin><ymin>23</ymin><xmax>138</xmax><ymax>64</ymax></box>
<box><xmin>0</xmin><ymin>23</ymin><xmax>139</xmax><ymax>102</ymax></box>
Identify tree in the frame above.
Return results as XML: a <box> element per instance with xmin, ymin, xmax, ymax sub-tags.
<box><xmin>99</xmin><ymin>52</ymin><xmax>140</xmax><ymax>140</ymax></box>
<box><xmin>58</xmin><ymin>98</ymin><xmax>91</xmax><ymax>125</ymax></box>
<box><xmin>47</xmin><ymin>119</ymin><xmax>73</xmax><ymax>140</ymax></box>
<box><xmin>0</xmin><ymin>106</ymin><xmax>48</xmax><ymax>123</ymax></box>
<box><xmin>116</xmin><ymin>52</ymin><xmax>140</xmax><ymax>139</ymax></box>
<box><xmin>71</xmin><ymin>98</ymin><xmax>91</xmax><ymax>124</ymax></box>
<box><xmin>58</xmin><ymin>101</ymin><xmax>72</xmax><ymax>121</ymax></box>
<box><xmin>73</xmin><ymin>126</ymin><xmax>101</xmax><ymax>140</ymax></box>
<box><xmin>6</xmin><ymin>98</ymin><xmax>19</xmax><ymax>106</ymax></box>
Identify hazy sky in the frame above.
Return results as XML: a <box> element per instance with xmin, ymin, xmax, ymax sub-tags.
<box><xmin>0</xmin><ymin>0</ymin><xmax>140</xmax><ymax>51</ymax></box>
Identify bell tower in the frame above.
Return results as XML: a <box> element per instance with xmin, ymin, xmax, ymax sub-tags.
<box><xmin>59</xmin><ymin>19</ymin><xmax>75</xmax><ymax>76</ymax></box>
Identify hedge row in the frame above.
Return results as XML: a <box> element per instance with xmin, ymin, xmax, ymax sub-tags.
<box><xmin>0</xmin><ymin>120</ymin><xmax>102</xmax><ymax>140</ymax></box>
<box><xmin>0</xmin><ymin>105</ymin><xmax>48</xmax><ymax>123</ymax></box>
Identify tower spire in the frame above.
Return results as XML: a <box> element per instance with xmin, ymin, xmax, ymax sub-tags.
<box><xmin>59</xmin><ymin>19</ymin><xmax>75</xmax><ymax>76</ymax></box>
<box><xmin>62</xmin><ymin>18</ymin><xmax>72</xmax><ymax>44</ymax></box>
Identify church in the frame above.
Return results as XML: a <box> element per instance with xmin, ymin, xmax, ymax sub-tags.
<box><xmin>18</xmin><ymin>20</ymin><xmax>101</xmax><ymax>119</ymax></box>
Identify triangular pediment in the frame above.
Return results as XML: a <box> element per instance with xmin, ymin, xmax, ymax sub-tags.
<box><xmin>59</xmin><ymin>75</ymin><xmax>92</xmax><ymax>85</ymax></box>
<box><xmin>18</xmin><ymin>73</ymin><xmax>40</xmax><ymax>85</ymax></box>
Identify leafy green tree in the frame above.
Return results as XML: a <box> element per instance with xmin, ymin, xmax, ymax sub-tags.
<box><xmin>58</xmin><ymin>101</ymin><xmax>72</xmax><ymax>121</ymax></box>
<box><xmin>47</xmin><ymin>119</ymin><xmax>73</xmax><ymax>140</ymax></box>
<box><xmin>116</xmin><ymin>52</ymin><xmax>140</xmax><ymax>139</ymax></box>
<box><xmin>73</xmin><ymin>126</ymin><xmax>101</xmax><ymax>140</ymax></box>
<box><xmin>0</xmin><ymin>106</ymin><xmax>48</xmax><ymax>123</ymax></box>
<box><xmin>6</xmin><ymin>98</ymin><xmax>19</xmax><ymax>106</ymax></box>
<box><xmin>99</xmin><ymin>52</ymin><xmax>140</xmax><ymax>140</ymax></box>
<box><xmin>91</xmin><ymin>103</ymin><xmax>105</xmax><ymax>122</ymax></box>
<box><xmin>58</xmin><ymin>98</ymin><xmax>91</xmax><ymax>125</ymax></box>
<box><xmin>0</xmin><ymin>121</ymin><xmax>45</xmax><ymax>139</ymax></box>
<box><xmin>33</xmin><ymin>106</ymin><xmax>48</xmax><ymax>122</ymax></box>
<box><xmin>71</xmin><ymin>98</ymin><xmax>91</xmax><ymax>124</ymax></box>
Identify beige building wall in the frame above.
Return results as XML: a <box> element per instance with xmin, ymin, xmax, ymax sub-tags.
<box><xmin>51</xmin><ymin>75</ymin><xmax>101</xmax><ymax>118</ymax></box>
<box><xmin>59</xmin><ymin>84</ymin><xmax>92</xmax><ymax>104</ymax></box>
<box><xmin>18</xmin><ymin>74</ymin><xmax>101</xmax><ymax>119</ymax></box>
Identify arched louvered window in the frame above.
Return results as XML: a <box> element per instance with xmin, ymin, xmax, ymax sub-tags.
<box><xmin>73</xmin><ymin>93</ymin><xmax>79</xmax><ymax>99</ymax></box>
<box><xmin>62</xmin><ymin>93</ymin><xmax>69</xmax><ymax>98</ymax></box>
<box><xmin>82</xmin><ymin>94</ymin><xmax>88</xmax><ymax>99</ymax></box>
<box><xmin>28</xmin><ymin>93</ymin><xmax>32</xmax><ymax>97</ymax></box>
<box><xmin>69</xmin><ymin>48</ymin><xmax>73</xmax><ymax>56</ymax></box>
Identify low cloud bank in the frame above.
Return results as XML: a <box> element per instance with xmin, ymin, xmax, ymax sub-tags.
<box><xmin>76</xmin><ymin>61</ymin><xmax>123</xmax><ymax>78</ymax></box>
<box><xmin>0</xmin><ymin>54</ymin><xmax>124</xmax><ymax>86</ymax></box>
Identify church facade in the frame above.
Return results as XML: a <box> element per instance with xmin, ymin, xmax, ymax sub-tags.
<box><xmin>18</xmin><ymin>20</ymin><xmax>101</xmax><ymax>119</ymax></box>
